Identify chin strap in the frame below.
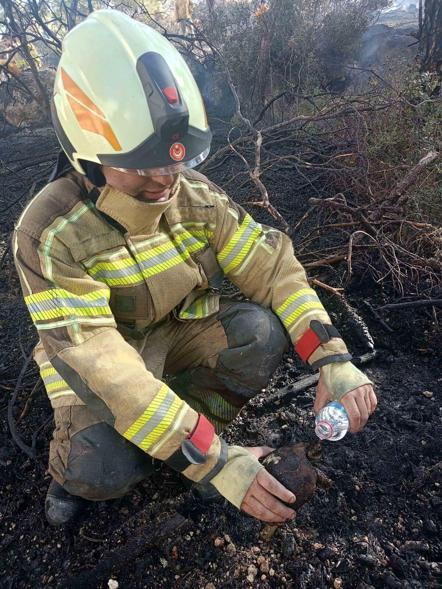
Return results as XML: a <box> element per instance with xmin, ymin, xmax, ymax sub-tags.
<box><xmin>48</xmin><ymin>150</ymin><xmax>73</xmax><ymax>182</ymax></box>
<box><xmin>295</xmin><ymin>320</ymin><xmax>352</xmax><ymax>370</ymax></box>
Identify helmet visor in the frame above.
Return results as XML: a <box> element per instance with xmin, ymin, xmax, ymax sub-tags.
<box><xmin>110</xmin><ymin>148</ymin><xmax>209</xmax><ymax>177</ymax></box>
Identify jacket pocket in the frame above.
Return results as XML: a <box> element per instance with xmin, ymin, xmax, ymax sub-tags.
<box><xmin>70</xmin><ymin>231</ymin><xmax>127</xmax><ymax>263</ymax></box>
<box><xmin>79</xmin><ymin>242</ymin><xmax>155</xmax><ymax>324</ymax></box>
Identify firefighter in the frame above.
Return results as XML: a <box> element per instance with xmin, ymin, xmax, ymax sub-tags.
<box><xmin>13</xmin><ymin>10</ymin><xmax>377</xmax><ymax>526</ymax></box>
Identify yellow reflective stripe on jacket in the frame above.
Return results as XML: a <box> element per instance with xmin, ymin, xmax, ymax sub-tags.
<box><xmin>181</xmin><ymin>221</ymin><xmax>215</xmax><ymax>241</ymax></box>
<box><xmin>123</xmin><ymin>383</ymin><xmax>185</xmax><ymax>451</ymax></box>
<box><xmin>179</xmin><ymin>293</ymin><xmax>219</xmax><ymax>319</ymax></box>
<box><xmin>135</xmin><ymin>235</ymin><xmax>192</xmax><ymax>278</ymax></box>
<box><xmin>87</xmin><ymin>257</ymin><xmax>144</xmax><ymax>286</ymax></box>
<box><xmin>84</xmin><ymin>228</ymin><xmax>207</xmax><ymax>286</ymax></box>
<box><xmin>39</xmin><ymin>362</ymin><xmax>74</xmax><ymax>400</ymax></box>
<box><xmin>276</xmin><ymin>288</ymin><xmax>325</xmax><ymax>331</ymax></box>
<box><xmin>217</xmin><ymin>214</ymin><xmax>263</xmax><ymax>274</ymax></box>
<box><xmin>24</xmin><ymin>288</ymin><xmax>112</xmax><ymax>323</ymax></box>
<box><xmin>34</xmin><ymin>317</ymin><xmax>116</xmax><ymax>331</ymax></box>
<box><xmin>180</xmin><ymin>296</ymin><xmax>204</xmax><ymax>319</ymax></box>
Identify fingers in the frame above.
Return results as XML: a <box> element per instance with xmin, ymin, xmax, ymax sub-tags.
<box><xmin>341</xmin><ymin>395</ymin><xmax>361</xmax><ymax>433</ymax></box>
<box><xmin>241</xmin><ymin>495</ymin><xmax>295</xmax><ymax>523</ymax></box>
<box><xmin>244</xmin><ymin>446</ymin><xmax>275</xmax><ymax>460</ymax></box>
<box><xmin>341</xmin><ymin>385</ymin><xmax>377</xmax><ymax>432</ymax></box>
<box><xmin>254</xmin><ymin>485</ymin><xmax>295</xmax><ymax>521</ymax></box>
<box><xmin>368</xmin><ymin>388</ymin><xmax>378</xmax><ymax>413</ymax></box>
<box><xmin>257</xmin><ymin>469</ymin><xmax>296</xmax><ymax>505</ymax></box>
<box><xmin>240</xmin><ymin>470</ymin><xmax>296</xmax><ymax>523</ymax></box>
<box><xmin>354</xmin><ymin>392</ymin><xmax>369</xmax><ymax>431</ymax></box>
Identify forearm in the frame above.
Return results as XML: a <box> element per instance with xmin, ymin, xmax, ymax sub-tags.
<box><xmin>49</xmin><ymin>328</ymin><xmax>227</xmax><ymax>482</ymax></box>
<box><xmin>213</xmin><ymin>206</ymin><xmax>350</xmax><ymax>368</ymax></box>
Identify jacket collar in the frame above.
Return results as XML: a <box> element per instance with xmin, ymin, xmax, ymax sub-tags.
<box><xmin>95</xmin><ymin>175</ymin><xmax>181</xmax><ymax>235</ymax></box>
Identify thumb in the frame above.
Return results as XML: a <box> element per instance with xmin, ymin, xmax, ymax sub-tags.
<box><xmin>244</xmin><ymin>446</ymin><xmax>275</xmax><ymax>460</ymax></box>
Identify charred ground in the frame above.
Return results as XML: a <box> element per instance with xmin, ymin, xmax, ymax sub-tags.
<box><xmin>0</xmin><ymin>126</ymin><xmax>441</xmax><ymax>589</ymax></box>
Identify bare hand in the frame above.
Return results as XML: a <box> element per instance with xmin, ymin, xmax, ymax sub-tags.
<box><xmin>314</xmin><ymin>376</ymin><xmax>377</xmax><ymax>433</ymax></box>
<box><xmin>241</xmin><ymin>448</ymin><xmax>296</xmax><ymax>523</ymax></box>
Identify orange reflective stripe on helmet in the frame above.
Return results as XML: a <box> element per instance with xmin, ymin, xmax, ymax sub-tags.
<box><xmin>61</xmin><ymin>69</ymin><xmax>122</xmax><ymax>152</ymax></box>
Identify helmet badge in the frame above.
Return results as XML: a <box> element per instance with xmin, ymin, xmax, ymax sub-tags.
<box><xmin>169</xmin><ymin>142</ymin><xmax>186</xmax><ymax>161</ymax></box>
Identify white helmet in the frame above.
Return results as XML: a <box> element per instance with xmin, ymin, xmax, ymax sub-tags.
<box><xmin>51</xmin><ymin>9</ymin><xmax>211</xmax><ymax>177</ymax></box>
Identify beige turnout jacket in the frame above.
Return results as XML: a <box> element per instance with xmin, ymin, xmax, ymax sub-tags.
<box><xmin>13</xmin><ymin>168</ymin><xmax>349</xmax><ymax>486</ymax></box>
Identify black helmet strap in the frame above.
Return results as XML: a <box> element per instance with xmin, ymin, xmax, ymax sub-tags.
<box><xmin>82</xmin><ymin>160</ymin><xmax>106</xmax><ymax>187</ymax></box>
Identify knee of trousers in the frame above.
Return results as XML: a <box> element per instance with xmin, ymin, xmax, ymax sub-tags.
<box><xmin>61</xmin><ymin>422</ymin><xmax>154</xmax><ymax>501</ymax></box>
<box><xmin>216</xmin><ymin>301</ymin><xmax>289</xmax><ymax>397</ymax></box>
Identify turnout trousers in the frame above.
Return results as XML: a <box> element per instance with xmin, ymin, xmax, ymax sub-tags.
<box><xmin>48</xmin><ymin>298</ymin><xmax>288</xmax><ymax>501</ymax></box>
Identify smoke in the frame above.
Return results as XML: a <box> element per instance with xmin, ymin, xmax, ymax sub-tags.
<box><xmin>384</xmin><ymin>0</ymin><xmax>416</xmax><ymax>12</ymax></box>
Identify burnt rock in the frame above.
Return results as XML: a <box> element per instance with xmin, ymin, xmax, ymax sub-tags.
<box><xmin>262</xmin><ymin>443</ymin><xmax>318</xmax><ymax>509</ymax></box>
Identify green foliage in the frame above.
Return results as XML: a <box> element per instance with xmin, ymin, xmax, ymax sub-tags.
<box><xmin>347</xmin><ymin>69</ymin><xmax>442</xmax><ymax>223</ymax></box>
<box><xmin>196</xmin><ymin>0</ymin><xmax>390</xmax><ymax>117</ymax></box>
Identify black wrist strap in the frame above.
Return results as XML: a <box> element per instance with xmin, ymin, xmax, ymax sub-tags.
<box><xmin>310</xmin><ymin>353</ymin><xmax>353</xmax><ymax>371</ymax></box>
<box><xmin>198</xmin><ymin>439</ymin><xmax>228</xmax><ymax>485</ymax></box>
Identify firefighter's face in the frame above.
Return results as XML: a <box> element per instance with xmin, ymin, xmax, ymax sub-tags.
<box><xmin>102</xmin><ymin>166</ymin><xmax>176</xmax><ymax>203</ymax></box>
